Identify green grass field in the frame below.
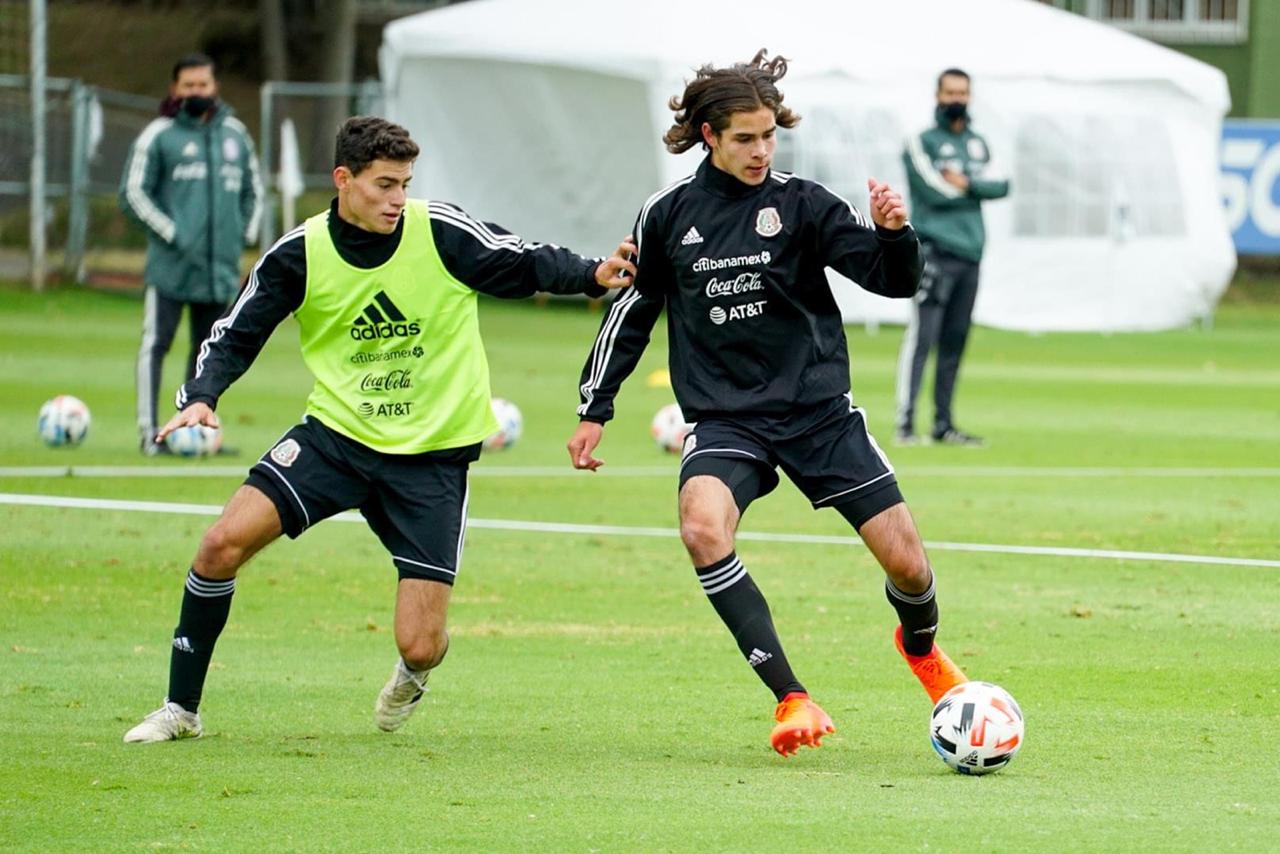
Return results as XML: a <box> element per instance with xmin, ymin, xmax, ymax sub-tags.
<box><xmin>1</xmin><ymin>285</ymin><xmax>1278</xmax><ymax>851</ymax></box>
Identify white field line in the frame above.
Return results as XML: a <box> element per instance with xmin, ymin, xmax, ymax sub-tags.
<box><xmin>2</xmin><ymin>465</ymin><xmax>1280</xmax><ymax>479</ymax></box>
<box><xmin>0</xmin><ymin>465</ymin><xmax>670</xmax><ymax>479</ymax></box>
<box><xmin>1</xmin><ymin>492</ymin><xmax>1276</xmax><ymax>570</ymax></box>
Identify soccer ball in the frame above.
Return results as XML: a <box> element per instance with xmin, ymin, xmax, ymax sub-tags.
<box><xmin>483</xmin><ymin>397</ymin><xmax>523</xmax><ymax>451</ymax></box>
<box><xmin>37</xmin><ymin>395</ymin><xmax>91</xmax><ymax>447</ymax></box>
<box><xmin>650</xmin><ymin>402</ymin><xmax>693</xmax><ymax>454</ymax></box>
<box><xmin>165</xmin><ymin>424</ymin><xmax>223</xmax><ymax>457</ymax></box>
<box><xmin>930</xmin><ymin>681</ymin><xmax>1024</xmax><ymax>775</ymax></box>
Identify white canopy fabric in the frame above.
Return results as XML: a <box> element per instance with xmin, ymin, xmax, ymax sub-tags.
<box><xmin>381</xmin><ymin>0</ymin><xmax>1235</xmax><ymax>331</ymax></box>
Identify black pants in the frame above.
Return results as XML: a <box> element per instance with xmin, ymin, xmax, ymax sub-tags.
<box><xmin>894</xmin><ymin>241</ymin><xmax>981</xmax><ymax>436</ymax></box>
<box><xmin>136</xmin><ymin>288</ymin><xmax>227</xmax><ymax>439</ymax></box>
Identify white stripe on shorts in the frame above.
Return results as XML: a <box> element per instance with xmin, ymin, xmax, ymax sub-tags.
<box><xmin>392</xmin><ymin>554</ymin><xmax>458</xmax><ymax>577</ymax></box>
<box><xmin>812</xmin><ymin>470</ymin><xmax>896</xmax><ymax>507</ymax></box>
<box><xmin>254</xmin><ymin>460</ymin><xmax>311</xmax><ymax>529</ymax></box>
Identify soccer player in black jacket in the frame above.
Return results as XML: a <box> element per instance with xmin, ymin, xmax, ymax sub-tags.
<box><xmin>569</xmin><ymin>51</ymin><xmax>969</xmax><ymax>756</ymax></box>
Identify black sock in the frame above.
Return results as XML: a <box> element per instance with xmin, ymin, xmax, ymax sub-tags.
<box><xmin>697</xmin><ymin>552</ymin><xmax>805</xmax><ymax>702</ymax></box>
<box><xmin>885</xmin><ymin>574</ymin><xmax>939</xmax><ymax>656</ymax></box>
<box><xmin>167</xmin><ymin>568</ymin><xmax>236</xmax><ymax>713</ymax></box>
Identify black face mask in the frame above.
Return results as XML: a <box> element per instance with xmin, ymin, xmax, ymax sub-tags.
<box><xmin>937</xmin><ymin>102</ymin><xmax>969</xmax><ymax>124</ymax></box>
<box><xmin>181</xmin><ymin>96</ymin><xmax>217</xmax><ymax>118</ymax></box>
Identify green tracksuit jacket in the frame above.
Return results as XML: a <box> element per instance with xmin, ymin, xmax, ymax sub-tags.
<box><xmin>903</xmin><ymin>115</ymin><xmax>1009</xmax><ymax>263</ymax></box>
<box><xmin>119</xmin><ymin>103</ymin><xmax>262</xmax><ymax>304</ymax></box>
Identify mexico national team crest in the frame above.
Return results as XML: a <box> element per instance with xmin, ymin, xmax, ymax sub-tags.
<box><xmin>755</xmin><ymin>207</ymin><xmax>782</xmax><ymax>238</ymax></box>
<box><xmin>270</xmin><ymin>438</ymin><xmax>301</xmax><ymax>467</ymax></box>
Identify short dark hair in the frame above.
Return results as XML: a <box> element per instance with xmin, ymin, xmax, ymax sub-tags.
<box><xmin>663</xmin><ymin>48</ymin><xmax>800</xmax><ymax>155</ymax></box>
<box><xmin>172</xmin><ymin>53</ymin><xmax>215</xmax><ymax>82</ymax></box>
<box><xmin>333</xmin><ymin>116</ymin><xmax>420</xmax><ymax>175</ymax></box>
<box><xmin>937</xmin><ymin>68</ymin><xmax>970</xmax><ymax>91</ymax></box>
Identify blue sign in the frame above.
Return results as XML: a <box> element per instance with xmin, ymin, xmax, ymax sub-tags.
<box><xmin>1222</xmin><ymin>120</ymin><xmax>1280</xmax><ymax>255</ymax></box>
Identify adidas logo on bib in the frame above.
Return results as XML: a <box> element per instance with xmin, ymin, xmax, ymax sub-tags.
<box><xmin>350</xmin><ymin>291</ymin><xmax>421</xmax><ymax>340</ymax></box>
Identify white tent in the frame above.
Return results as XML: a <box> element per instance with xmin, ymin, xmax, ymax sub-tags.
<box><xmin>381</xmin><ymin>0</ymin><xmax>1235</xmax><ymax>331</ymax></box>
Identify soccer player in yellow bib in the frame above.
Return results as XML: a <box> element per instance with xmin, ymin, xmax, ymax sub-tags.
<box><xmin>124</xmin><ymin>117</ymin><xmax>635</xmax><ymax>743</ymax></box>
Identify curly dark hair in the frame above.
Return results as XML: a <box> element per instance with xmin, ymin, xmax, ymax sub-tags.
<box><xmin>334</xmin><ymin>116</ymin><xmax>420</xmax><ymax>175</ymax></box>
<box><xmin>662</xmin><ymin>49</ymin><xmax>800</xmax><ymax>155</ymax></box>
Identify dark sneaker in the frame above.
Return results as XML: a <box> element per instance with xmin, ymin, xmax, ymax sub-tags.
<box><xmin>214</xmin><ymin>445</ymin><xmax>240</xmax><ymax>457</ymax></box>
<box><xmin>141</xmin><ymin>438</ymin><xmax>174</xmax><ymax>456</ymax></box>
<box><xmin>894</xmin><ymin>431</ymin><xmax>922</xmax><ymax>447</ymax></box>
<box><xmin>931</xmin><ymin>427</ymin><xmax>985</xmax><ymax>447</ymax></box>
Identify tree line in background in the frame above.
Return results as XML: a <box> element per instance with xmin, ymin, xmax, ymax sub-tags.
<box><xmin>108</xmin><ymin>0</ymin><xmax>467</xmax><ymax>86</ymax></box>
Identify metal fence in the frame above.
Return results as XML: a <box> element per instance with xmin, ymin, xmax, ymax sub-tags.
<box><xmin>1</xmin><ymin>73</ymin><xmax>158</xmax><ymax>281</ymax></box>
<box><xmin>1</xmin><ymin>74</ymin><xmax>383</xmax><ymax>282</ymax></box>
<box><xmin>258</xmin><ymin>79</ymin><xmax>383</xmax><ymax>247</ymax></box>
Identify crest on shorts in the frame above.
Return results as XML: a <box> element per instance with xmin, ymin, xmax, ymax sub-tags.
<box><xmin>682</xmin><ymin>433</ymin><xmax>697</xmax><ymax>458</ymax></box>
<box><xmin>755</xmin><ymin>207</ymin><xmax>782</xmax><ymax>238</ymax></box>
<box><xmin>270</xmin><ymin>438</ymin><xmax>301</xmax><ymax>467</ymax></box>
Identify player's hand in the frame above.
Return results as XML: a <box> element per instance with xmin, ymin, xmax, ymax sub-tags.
<box><xmin>941</xmin><ymin>169</ymin><xmax>970</xmax><ymax>191</ymax></box>
<box><xmin>155</xmin><ymin>402</ymin><xmax>219</xmax><ymax>444</ymax></box>
<box><xmin>567</xmin><ymin>420</ymin><xmax>605</xmax><ymax>471</ymax></box>
<box><xmin>595</xmin><ymin>236</ymin><xmax>637</xmax><ymax>289</ymax></box>
<box><xmin>867</xmin><ymin>178</ymin><xmax>909</xmax><ymax>230</ymax></box>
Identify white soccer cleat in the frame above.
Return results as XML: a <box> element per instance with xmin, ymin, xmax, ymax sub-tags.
<box><xmin>374</xmin><ymin>660</ymin><xmax>430</xmax><ymax>732</ymax></box>
<box><xmin>123</xmin><ymin>700</ymin><xmax>203</xmax><ymax>743</ymax></box>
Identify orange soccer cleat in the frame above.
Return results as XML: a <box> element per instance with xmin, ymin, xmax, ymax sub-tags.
<box><xmin>769</xmin><ymin>692</ymin><xmax>835</xmax><ymax>757</ymax></box>
<box><xmin>894</xmin><ymin>625</ymin><xmax>968</xmax><ymax>704</ymax></box>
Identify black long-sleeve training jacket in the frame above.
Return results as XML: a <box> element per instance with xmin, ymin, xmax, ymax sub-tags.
<box><xmin>577</xmin><ymin>157</ymin><xmax>921</xmax><ymax>423</ymax></box>
<box><xmin>178</xmin><ymin>199</ymin><xmax>607</xmax><ymax>411</ymax></box>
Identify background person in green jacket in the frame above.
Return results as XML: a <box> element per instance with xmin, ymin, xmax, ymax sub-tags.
<box><xmin>895</xmin><ymin>68</ymin><xmax>1009</xmax><ymax>447</ymax></box>
<box><xmin>120</xmin><ymin>53</ymin><xmax>262</xmax><ymax>456</ymax></box>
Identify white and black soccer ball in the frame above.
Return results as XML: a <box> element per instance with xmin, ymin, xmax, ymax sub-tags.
<box><xmin>37</xmin><ymin>395</ymin><xmax>91</xmax><ymax>447</ymax></box>
<box><xmin>650</xmin><ymin>402</ymin><xmax>693</xmax><ymax>454</ymax></box>
<box><xmin>483</xmin><ymin>397</ymin><xmax>523</xmax><ymax>451</ymax></box>
<box><xmin>930</xmin><ymin>680</ymin><xmax>1024</xmax><ymax>775</ymax></box>
<box><xmin>166</xmin><ymin>424</ymin><xmax>223</xmax><ymax>457</ymax></box>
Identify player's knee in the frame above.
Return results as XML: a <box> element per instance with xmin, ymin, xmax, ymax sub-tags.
<box><xmin>399</xmin><ymin>628</ymin><xmax>448</xmax><ymax>671</ymax></box>
<box><xmin>885</xmin><ymin>551</ymin><xmax>933</xmax><ymax>594</ymax></box>
<box><xmin>194</xmin><ymin>524</ymin><xmax>248</xmax><ymax>577</ymax></box>
<box><xmin>679</xmin><ymin>513</ymin><xmax>732</xmax><ymax>560</ymax></box>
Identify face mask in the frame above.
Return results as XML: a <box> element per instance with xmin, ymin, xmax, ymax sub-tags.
<box><xmin>937</xmin><ymin>102</ymin><xmax>968</xmax><ymax>124</ymax></box>
<box><xmin>181</xmin><ymin>96</ymin><xmax>217</xmax><ymax>118</ymax></box>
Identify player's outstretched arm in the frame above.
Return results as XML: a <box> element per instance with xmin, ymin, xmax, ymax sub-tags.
<box><xmin>156</xmin><ymin>402</ymin><xmax>219</xmax><ymax>443</ymax></box>
<box><xmin>594</xmin><ymin>237</ymin><xmax>637</xmax><ymax>289</ymax></box>
<box><xmin>176</xmin><ymin>232</ymin><xmax>305</xmax><ymax>412</ymax></box>
<box><xmin>567</xmin><ymin>420</ymin><xmax>605</xmax><ymax>471</ymax></box>
<box><xmin>429</xmin><ymin>202</ymin><xmax>630</xmax><ymax>298</ymax></box>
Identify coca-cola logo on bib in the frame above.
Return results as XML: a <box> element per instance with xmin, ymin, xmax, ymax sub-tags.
<box><xmin>705</xmin><ymin>272</ymin><xmax>765</xmax><ymax>299</ymax></box>
<box><xmin>359</xmin><ymin>369</ymin><xmax>413</xmax><ymax>393</ymax></box>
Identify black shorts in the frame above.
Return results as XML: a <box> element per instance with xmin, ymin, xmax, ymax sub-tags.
<box><xmin>677</xmin><ymin>395</ymin><xmax>903</xmax><ymax>529</ymax></box>
<box><xmin>245</xmin><ymin>417</ymin><xmax>478</xmax><ymax>585</ymax></box>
